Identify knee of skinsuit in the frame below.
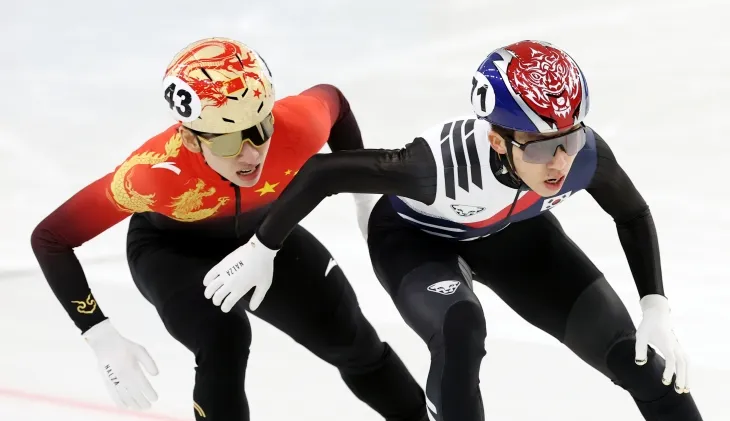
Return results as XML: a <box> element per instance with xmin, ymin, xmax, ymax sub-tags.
<box><xmin>440</xmin><ymin>300</ymin><xmax>487</xmax><ymax>358</ymax></box>
<box><xmin>563</xmin><ymin>278</ymin><xmax>669</xmax><ymax>403</ymax></box>
<box><xmin>303</xmin><ymin>288</ymin><xmax>388</xmax><ymax>373</ymax></box>
<box><xmin>605</xmin><ymin>337</ymin><xmax>669</xmax><ymax>402</ymax></box>
<box><xmin>195</xmin><ymin>320</ymin><xmax>252</xmax><ymax>374</ymax></box>
<box><xmin>426</xmin><ymin>300</ymin><xmax>487</xmax><ymax>421</ymax></box>
<box><xmin>327</xmin><ymin>325</ymin><xmax>388</xmax><ymax>375</ymax></box>
<box><xmin>396</xmin><ymin>261</ymin><xmax>484</xmax><ymax>352</ymax></box>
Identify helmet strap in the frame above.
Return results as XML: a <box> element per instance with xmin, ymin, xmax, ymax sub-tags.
<box><xmin>502</xmin><ymin>145</ymin><xmax>523</xmax><ymax>187</ymax></box>
<box><xmin>490</xmin><ymin>147</ymin><xmax>522</xmax><ymax>189</ymax></box>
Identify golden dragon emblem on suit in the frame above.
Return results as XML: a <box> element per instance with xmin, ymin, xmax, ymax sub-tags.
<box><xmin>108</xmin><ymin>133</ymin><xmax>228</xmax><ymax>221</ymax></box>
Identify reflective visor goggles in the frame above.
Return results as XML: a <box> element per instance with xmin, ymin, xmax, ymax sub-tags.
<box><xmin>507</xmin><ymin>123</ymin><xmax>587</xmax><ymax>164</ymax></box>
<box><xmin>192</xmin><ymin>113</ymin><xmax>275</xmax><ymax>158</ymax></box>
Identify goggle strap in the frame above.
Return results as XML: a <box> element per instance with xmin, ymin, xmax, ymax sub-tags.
<box><xmin>255</xmin><ymin>122</ymin><xmax>265</xmax><ymax>140</ymax></box>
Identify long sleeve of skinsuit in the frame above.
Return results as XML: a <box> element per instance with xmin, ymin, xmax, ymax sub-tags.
<box><xmin>255</xmin><ymin>137</ymin><xmax>440</xmax><ymax>249</ymax></box>
<box><xmin>30</xmin><ymin>175</ymin><xmax>133</xmax><ymax>333</ymax></box>
<box><xmin>586</xmin><ymin>132</ymin><xmax>664</xmax><ymax>298</ymax></box>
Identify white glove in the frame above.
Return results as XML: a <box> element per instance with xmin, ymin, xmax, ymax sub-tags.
<box><xmin>352</xmin><ymin>193</ymin><xmax>379</xmax><ymax>241</ymax></box>
<box><xmin>83</xmin><ymin>319</ymin><xmax>159</xmax><ymax>410</ymax></box>
<box><xmin>203</xmin><ymin>234</ymin><xmax>278</xmax><ymax>313</ymax></box>
<box><xmin>634</xmin><ymin>294</ymin><xmax>690</xmax><ymax>393</ymax></box>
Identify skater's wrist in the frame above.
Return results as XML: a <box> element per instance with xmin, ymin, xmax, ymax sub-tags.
<box><xmin>82</xmin><ymin>318</ymin><xmax>117</xmax><ymax>345</ymax></box>
<box><xmin>639</xmin><ymin>294</ymin><xmax>670</xmax><ymax>313</ymax></box>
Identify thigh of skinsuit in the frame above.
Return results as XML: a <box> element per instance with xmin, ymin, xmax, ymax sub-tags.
<box><xmin>458</xmin><ymin>211</ymin><xmax>639</xmax><ymax>381</ymax></box>
<box><xmin>126</xmin><ymin>216</ymin><xmax>254</xmax><ymax>421</ymax></box>
<box><xmin>457</xmin><ymin>211</ymin><xmax>606</xmax><ymax>340</ymax></box>
<box><xmin>368</xmin><ymin>208</ymin><xmax>488</xmax><ymax>421</ymax></box>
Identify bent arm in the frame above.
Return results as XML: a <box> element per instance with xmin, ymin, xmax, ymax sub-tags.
<box><xmin>586</xmin><ymin>132</ymin><xmax>664</xmax><ymax>298</ymax></box>
<box><xmin>256</xmin><ymin>138</ymin><xmax>438</xmax><ymax>248</ymax></box>
<box><xmin>31</xmin><ymin>173</ymin><xmax>131</xmax><ymax>333</ymax></box>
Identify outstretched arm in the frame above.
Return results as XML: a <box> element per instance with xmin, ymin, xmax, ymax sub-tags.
<box><xmin>255</xmin><ymin>138</ymin><xmax>439</xmax><ymax>249</ymax></box>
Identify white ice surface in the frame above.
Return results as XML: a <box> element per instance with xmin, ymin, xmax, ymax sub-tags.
<box><xmin>1</xmin><ymin>0</ymin><xmax>729</xmax><ymax>419</ymax></box>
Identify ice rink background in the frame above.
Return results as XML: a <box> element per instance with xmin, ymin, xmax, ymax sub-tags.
<box><xmin>1</xmin><ymin>0</ymin><xmax>728</xmax><ymax>419</ymax></box>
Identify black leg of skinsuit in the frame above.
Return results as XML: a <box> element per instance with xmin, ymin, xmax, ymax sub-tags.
<box><xmin>127</xmin><ymin>215</ymin><xmax>254</xmax><ymax>421</ymax></box>
<box><xmin>238</xmin><ymin>224</ymin><xmax>426</xmax><ymax>421</ymax></box>
<box><xmin>127</xmin><ymin>214</ymin><xmax>426</xmax><ymax>421</ymax></box>
<box><xmin>367</xmin><ymin>198</ymin><xmax>702</xmax><ymax>421</ymax></box>
<box><xmin>460</xmin><ymin>212</ymin><xmax>701</xmax><ymax>421</ymax></box>
<box><xmin>368</xmin><ymin>200</ymin><xmax>487</xmax><ymax>421</ymax></box>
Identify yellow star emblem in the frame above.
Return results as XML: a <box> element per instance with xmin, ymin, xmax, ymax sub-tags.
<box><xmin>285</xmin><ymin>169</ymin><xmax>292</xmax><ymax>175</ymax></box>
<box><xmin>255</xmin><ymin>181</ymin><xmax>280</xmax><ymax>196</ymax></box>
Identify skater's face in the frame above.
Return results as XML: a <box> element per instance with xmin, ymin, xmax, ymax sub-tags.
<box><xmin>488</xmin><ymin>125</ymin><xmax>580</xmax><ymax>197</ymax></box>
<box><xmin>180</xmin><ymin>127</ymin><xmax>272</xmax><ymax>187</ymax></box>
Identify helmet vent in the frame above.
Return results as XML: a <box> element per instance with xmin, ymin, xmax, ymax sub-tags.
<box><xmin>222</xmin><ymin>117</ymin><xmax>235</xmax><ymax>123</ymax></box>
<box><xmin>257</xmin><ymin>102</ymin><xmax>264</xmax><ymax>113</ymax></box>
<box><xmin>241</xmin><ymin>88</ymin><xmax>249</xmax><ymax>98</ymax></box>
<box><xmin>200</xmin><ymin>68</ymin><xmax>212</xmax><ymax>80</ymax></box>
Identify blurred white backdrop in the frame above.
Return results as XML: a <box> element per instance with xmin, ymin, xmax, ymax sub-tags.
<box><xmin>1</xmin><ymin>0</ymin><xmax>728</xmax><ymax>419</ymax></box>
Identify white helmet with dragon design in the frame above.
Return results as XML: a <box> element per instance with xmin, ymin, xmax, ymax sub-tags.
<box><xmin>162</xmin><ymin>37</ymin><xmax>275</xmax><ymax>135</ymax></box>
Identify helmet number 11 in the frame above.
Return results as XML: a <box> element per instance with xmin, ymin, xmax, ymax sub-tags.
<box><xmin>470</xmin><ymin>73</ymin><xmax>495</xmax><ymax>118</ymax></box>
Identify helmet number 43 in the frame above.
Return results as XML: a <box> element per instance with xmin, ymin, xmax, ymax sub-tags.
<box><xmin>165</xmin><ymin>83</ymin><xmax>192</xmax><ymax>118</ymax></box>
<box><xmin>161</xmin><ymin>76</ymin><xmax>202</xmax><ymax>123</ymax></box>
